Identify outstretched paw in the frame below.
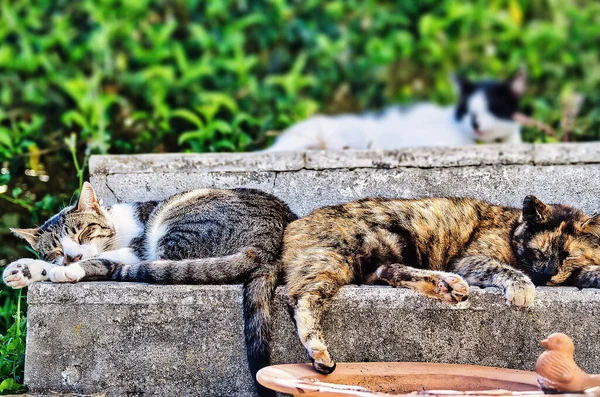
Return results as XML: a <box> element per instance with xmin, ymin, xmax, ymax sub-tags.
<box><xmin>49</xmin><ymin>264</ymin><xmax>85</xmax><ymax>283</ymax></box>
<box><xmin>306</xmin><ymin>340</ymin><xmax>336</xmax><ymax>375</ymax></box>
<box><xmin>505</xmin><ymin>279</ymin><xmax>535</xmax><ymax>307</ymax></box>
<box><xmin>435</xmin><ymin>274</ymin><xmax>469</xmax><ymax>304</ymax></box>
<box><xmin>2</xmin><ymin>259</ymin><xmax>51</xmax><ymax>289</ymax></box>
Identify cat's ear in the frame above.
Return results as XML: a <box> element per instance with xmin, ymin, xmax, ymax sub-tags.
<box><xmin>577</xmin><ymin>214</ymin><xmax>600</xmax><ymax>237</ymax></box>
<box><xmin>10</xmin><ymin>227</ymin><xmax>40</xmax><ymax>248</ymax></box>
<box><xmin>508</xmin><ymin>66</ymin><xmax>526</xmax><ymax>97</ymax></box>
<box><xmin>451</xmin><ymin>74</ymin><xmax>474</xmax><ymax>96</ymax></box>
<box><xmin>77</xmin><ymin>182</ymin><xmax>101</xmax><ymax>212</ymax></box>
<box><xmin>522</xmin><ymin>195</ymin><xmax>551</xmax><ymax>224</ymax></box>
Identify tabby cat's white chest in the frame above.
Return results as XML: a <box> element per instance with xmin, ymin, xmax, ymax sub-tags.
<box><xmin>108</xmin><ymin>203</ymin><xmax>144</xmax><ymax>248</ymax></box>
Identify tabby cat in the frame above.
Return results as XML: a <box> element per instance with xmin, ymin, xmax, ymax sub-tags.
<box><xmin>282</xmin><ymin>195</ymin><xmax>600</xmax><ymax>374</ymax></box>
<box><xmin>2</xmin><ymin>182</ymin><xmax>297</xmax><ymax>397</ymax></box>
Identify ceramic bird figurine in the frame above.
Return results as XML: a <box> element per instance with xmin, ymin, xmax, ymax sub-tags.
<box><xmin>536</xmin><ymin>333</ymin><xmax>600</xmax><ymax>393</ymax></box>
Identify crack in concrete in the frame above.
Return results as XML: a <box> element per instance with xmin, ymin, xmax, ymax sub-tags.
<box><xmin>104</xmin><ymin>182</ymin><xmax>119</xmax><ymax>202</ymax></box>
<box><xmin>89</xmin><ymin>144</ymin><xmax>600</xmax><ymax>177</ymax></box>
<box><xmin>270</xmin><ymin>171</ymin><xmax>278</xmax><ymax>193</ymax></box>
<box><xmin>93</xmin><ymin>161</ymin><xmax>597</xmax><ymax>181</ymax></box>
<box><xmin>93</xmin><ymin>161</ymin><xmax>599</xmax><ymax>176</ymax></box>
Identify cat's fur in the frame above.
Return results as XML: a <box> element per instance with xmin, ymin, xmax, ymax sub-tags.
<box><xmin>2</xmin><ymin>182</ymin><xmax>297</xmax><ymax>397</ymax></box>
<box><xmin>266</xmin><ymin>70</ymin><xmax>525</xmax><ymax>151</ymax></box>
<box><xmin>281</xmin><ymin>195</ymin><xmax>600</xmax><ymax>374</ymax></box>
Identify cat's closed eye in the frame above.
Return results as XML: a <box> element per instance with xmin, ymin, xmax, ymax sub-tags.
<box><xmin>45</xmin><ymin>250</ymin><xmax>62</xmax><ymax>262</ymax></box>
<box><xmin>533</xmin><ymin>248</ymin><xmax>545</xmax><ymax>259</ymax></box>
<box><xmin>78</xmin><ymin>225</ymin><xmax>97</xmax><ymax>242</ymax></box>
<box><xmin>524</xmin><ymin>247</ymin><xmax>545</xmax><ymax>262</ymax></box>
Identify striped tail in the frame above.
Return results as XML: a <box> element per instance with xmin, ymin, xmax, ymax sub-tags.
<box><xmin>110</xmin><ymin>247</ymin><xmax>261</xmax><ymax>284</ymax></box>
<box><xmin>109</xmin><ymin>247</ymin><xmax>279</xmax><ymax>396</ymax></box>
<box><xmin>242</xmin><ymin>261</ymin><xmax>280</xmax><ymax>397</ymax></box>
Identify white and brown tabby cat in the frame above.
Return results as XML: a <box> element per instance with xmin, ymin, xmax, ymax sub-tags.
<box><xmin>2</xmin><ymin>182</ymin><xmax>297</xmax><ymax>397</ymax></box>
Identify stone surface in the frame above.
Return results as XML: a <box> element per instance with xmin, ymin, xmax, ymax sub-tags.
<box><xmin>26</xmin><ymin>144</ymin><xmax>600</xmax><ymax>396</ymax></box>
<box><xmin>90</xmin><ymin>143</ymin><xmax>600</xmax><ymax>216</ymax></box>
<box><xmin>26</xmin><ymin>283</ymin><xmax>600</xmax><ymax>397</ymax></box>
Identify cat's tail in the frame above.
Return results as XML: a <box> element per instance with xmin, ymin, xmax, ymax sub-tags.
<box><xmin>243</xmin><ymin>262</ymin><xmax>280</xmax><ymax>397</ymax></box>
<box><xmin>110</xmin><ymin>248</ymin><xmax>279</xmax><ymax>397</ymax></box>
<box><xmin>110</xmin><ymin>247</ymin><xmax>261</xmax><ymax>284</ymax></box>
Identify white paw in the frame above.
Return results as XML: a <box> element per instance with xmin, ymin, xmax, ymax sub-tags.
<box><xmin>49</xmin><ymin>264</ymin><xmax>85</xmax><ymax>283</ymax></box>
<box><xmin>2</xmin><ymin>258</ymin><xmax>50</xmax><ymax>289</ymax></box>
<box><xmin>505</xmin><ymin>279</ymin><xmax>536</xmax><ymax>307</ymax></box>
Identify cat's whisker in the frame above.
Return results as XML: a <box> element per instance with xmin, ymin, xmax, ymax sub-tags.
<box><xmin>99</xmin><ymin>235</ymin><xmax>138</xmax><ymax>250</ymax></box>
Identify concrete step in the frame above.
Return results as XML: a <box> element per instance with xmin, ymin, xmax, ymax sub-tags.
<box><xmin>25</xmin><ymin>284</ymin><xmax>600</xmax><ymax>396</ymax></box>
<box><xmin>90</xmin><ymin>143</ymin><xmax>600</xmax><ymax>215</ymax></box>
<box><xmin>25</xmin><ymin>143</ymin><xmax>600</xmax><ymax>396</ymax></box>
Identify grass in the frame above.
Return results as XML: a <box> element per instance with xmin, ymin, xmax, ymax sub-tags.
<box><xmin>0</xmin><ymin>290</ymin><xmax>26</xmax><ymax>394</ymax></box>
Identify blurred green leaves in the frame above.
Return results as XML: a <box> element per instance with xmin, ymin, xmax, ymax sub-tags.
<box><xmin>1</xmin><ymin>0</ymin><xmax>599</xmax><ymax>163</ymax></box>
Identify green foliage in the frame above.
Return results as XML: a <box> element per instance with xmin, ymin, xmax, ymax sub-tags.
<box><xmin>1</xmin><ymin>1</ymin><xmax>599</xmax><ymax>170</ymax></box>
<box><xmin>0</xmin><ymin>291</ymin><xmax>26</xmax><ymax>394</ymax></box>
<box><xmin>0</xmin><ymin>290</ymin><xmax>19</xmax><ymax>335</ymax></box>
<box><xmin>0</xmin><ymin>2</ymin><xmax>599</xmax><ymax>389</ymax></box>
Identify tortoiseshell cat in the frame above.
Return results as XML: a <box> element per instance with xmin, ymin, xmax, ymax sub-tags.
<box><xmin>282</xmin><ymin>195</ymin><xmax>600</xmax><ymax>374</ymax></box>
<box><xmin>2</xmin><ymin>182</ymin><xmax>297</xmax><ymax>397</ymax></box>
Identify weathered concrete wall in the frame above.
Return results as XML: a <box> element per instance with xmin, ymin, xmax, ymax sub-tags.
<box><xmin>25</xmin><ymin>284</ymin><xmax>600</xmax><ymax>396</ymax></box>
<box><xmin>25</xmin><ymin>144</ymin><xmax>600</xmax><ymax>396</ymax></box>
<box><xmin>90</xmin><ymin>143</ymin><xmax>600</xmax><ymax>215</ymax></box>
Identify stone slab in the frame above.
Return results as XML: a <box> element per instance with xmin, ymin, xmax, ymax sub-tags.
<box><xmin>92</xmin><ymin>164</ymin><xmax>600</xmax><ymax>217</ymax></box>
<box><xmin>89</xmin><ymin>144</ymin><xmax>600</xmax><ymax>175</ymax></box>
<box><xmin>25</xmin><ymin>283</ymin><xmax>600</xmax><ymax>396</ymax></box>
<box><xmin>89</xmin><ymin>144</ymin><xmax>600</xmax><ymax>215</ymax></box>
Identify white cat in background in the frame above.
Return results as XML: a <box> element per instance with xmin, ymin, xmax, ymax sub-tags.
<box><xmin>266</xmin><ymin>70</ymin><xmax>526</xmax><ymax>151</ymax></box>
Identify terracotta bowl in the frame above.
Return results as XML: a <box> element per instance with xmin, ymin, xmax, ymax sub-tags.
<box><xmin>257</xmin><ymin>362</ymin><xmax>543</xmax><ymax>397</ymax></box>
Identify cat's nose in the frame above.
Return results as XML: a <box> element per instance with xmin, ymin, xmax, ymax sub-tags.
<box><xmin>471</xmin><ymin>115</ymin><xmax>480</xmax><ymax>130</ymax></box>
<box><xmin>543</xmin><ymin>261</ymin><xmax>558</xmax><ymax>276</ymax></box>
<box><xmin>64</xmin><ymin>254</ymin><xmax>82</xmax><ymax>264</ymax></box>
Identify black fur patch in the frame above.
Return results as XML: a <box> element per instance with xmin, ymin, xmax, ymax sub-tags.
<box><xmin>455</xmin><ymin>79</ymin><xmax>520</xmax><ymax>121</ymax></box>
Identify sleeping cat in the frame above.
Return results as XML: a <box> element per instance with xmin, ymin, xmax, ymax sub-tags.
<box><xmin>2</xmin><ymin>182</ymin><xmax>297</xmax><ymax>397</ymax></box>
<box><xmin>266</xmin><ymin>70</ymin><xmax>526</xmax><ymax>151</ymax></box>
<box><xmin>282</xmin><ymin>195</ymin><xmax>600</xmax><ymax>374</ymax></box>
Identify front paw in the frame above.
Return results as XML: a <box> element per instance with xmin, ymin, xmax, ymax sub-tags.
<box><xmin>505</xmin><ymin>279</ymin><xmax>535</xmax><ymax>307</ymax></box>
<box><xmin>2</xmin><ymin>259</ymin><xmax>50</xmax><ymax>289</ymax></box>
<box><xmin>575</xmin><ymin>271</ymin><xmax>600</xmax><ymax>289</ymax></box>
<box><xmin>577</xmin><ymin>278</ymin><xmax>600</xmax><ymax>289</ymax></box>
<box><xmin>49</xmin><ymin>264</ymin><xmax>85</xmax><ymax>283</ymax></box>
<box><xmin>436</xmin><ymin>274</ymin><xmax>469</xmax><ymax>304</ymax></box>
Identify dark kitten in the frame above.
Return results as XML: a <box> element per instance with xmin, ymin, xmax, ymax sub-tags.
<box><xmin>281</xmin><ymin>195</ymin><xmax>600</xmax><ymax>374</ymax></box>
<box><xmin>513</xmin><ymin>196</ymin><xmax>600</xmax><ymax>287</ymax></box>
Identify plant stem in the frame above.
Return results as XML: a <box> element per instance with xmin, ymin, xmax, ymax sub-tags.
<box><xmin>69</xmin><ymin>144</ymin><xmax>83</xmax><ymax>190</ymax></box>
<box><xmin>0</xmin><ymin>194</ymin><xmax>35</xmax><ymax>211</ymax></box>
<box><xmin>15</xmin><ymin>289</ymin><xmax>22</xmax><ymax>339</ymax></box>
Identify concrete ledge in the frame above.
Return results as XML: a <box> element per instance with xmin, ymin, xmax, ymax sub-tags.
<box><xmin>24</xmin><ymin>144</ymin><xmax>600</xmax><ymax>396</ymax></box>
<box><xmin>89</xmin><ymin>144</ymin><xmax>600</xmax><ymax>174</ymax></box>
<box><xmin>89</xmin><ymin>144</ymin><xmax>600</xmax><ymax>216</ymax></box>
<box><xmin>26</xmin><ymin>283</ymin><xmax>600</xmax><ymax>396</ymax></box>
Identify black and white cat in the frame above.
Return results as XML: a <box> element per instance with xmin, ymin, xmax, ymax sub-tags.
<box><xmin>266</xmin><ymin>70</ymin><xmax>526</xmax><ymax>151</ymax></box>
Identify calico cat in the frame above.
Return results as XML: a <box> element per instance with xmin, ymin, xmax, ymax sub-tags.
<box><xmin>2</xmin><ymin>182</ymin><xmax>297</xmax><ymax>397</ymax></box>
<box><xmin>282</xmin><ymin>195</ymin><xmax>600</xmax><ymax>374</ymax></box>
<box><xmin>266</xmin><ymin>69</ymin><xmax>525</xmax><ymax>151</ymax></box>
